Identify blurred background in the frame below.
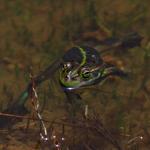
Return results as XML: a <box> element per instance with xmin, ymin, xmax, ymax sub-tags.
<box><xmin>0</xmin><ymin>0</ymin><xmax>150</xmax><ymax>149</ymax></box>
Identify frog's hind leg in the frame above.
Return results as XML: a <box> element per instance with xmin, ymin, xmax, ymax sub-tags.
<box><xmin>0</xmin><ymin>89</ymin><xmax>30</xmax><ymax>128</ymax></box>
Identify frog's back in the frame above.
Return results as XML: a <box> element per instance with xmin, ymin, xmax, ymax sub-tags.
<box><xmin>62</xmin><ymin>46</ymin><xmax>103</xmax><ymax>66</ymax></box>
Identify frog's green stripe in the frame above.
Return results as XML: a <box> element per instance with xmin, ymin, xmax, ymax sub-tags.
<box><xmin>59</xmin><ymin>70</ymin><xmax>80</xmax><ymax>87</ymax></box>
<box><xmin>77</xmin><ymin>46</ymin><xmax>86</xmax><ymax>67</ymax></box>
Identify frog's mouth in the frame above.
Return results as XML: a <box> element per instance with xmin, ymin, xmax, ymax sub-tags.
<box><xmin>59</xmin><ymin>63</ymin><xmax>103</xmax><ymax>90</ymax></box>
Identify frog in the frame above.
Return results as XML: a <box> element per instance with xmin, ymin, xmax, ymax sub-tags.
<box><xmin>0</xmin><ymin>32</ymin><xmax>142</xmax><ymax>128</ymax></box>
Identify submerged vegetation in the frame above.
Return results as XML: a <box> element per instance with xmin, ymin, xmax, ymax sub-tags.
<box><xmin>0</xmin><ymin>0</ymin><xmax>150</xmax><ymax>149</ymax></box>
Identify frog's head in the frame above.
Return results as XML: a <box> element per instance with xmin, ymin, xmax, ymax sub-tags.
<box><xmin>59</xmin><ymin>61</ymin><xmax>105</xmax><ymax>90</ymax></box>
<box><xmin>59</xmin><ymin>61</ymin><xmax>128</xmax><ymax>91</ymax></box>
<box><xmin>59</xmin><ymin>46</ymin><xmax>128</xmax><ymax>91</ymax></box>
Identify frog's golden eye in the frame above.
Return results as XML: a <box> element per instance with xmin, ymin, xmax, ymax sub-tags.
<box><xmin>80</xmin><ymin>68</ymin><xmax>91</xmax><ymax>78</ymax></box>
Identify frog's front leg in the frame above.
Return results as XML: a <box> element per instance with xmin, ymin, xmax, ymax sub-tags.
<box><xmin>64</xmin><ymin>90</ymin><xmax>85</xmax><ymax>119</ymax></box>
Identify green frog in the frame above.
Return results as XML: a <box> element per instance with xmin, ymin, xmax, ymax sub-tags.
<box><xmin>60</xmin><ymin>46</ymin><xmax>127</xmax><ymax>91</ymax></box>
<box><xmin>0</xmin><ymin>32</ymin><xmax>142</xmax><ymax>127</ymax></box>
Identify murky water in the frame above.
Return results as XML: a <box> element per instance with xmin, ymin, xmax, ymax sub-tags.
<box><xmin>0</xmin><ymin>0</ymin><xmax>150</xmax><ymax>149</ymax></box>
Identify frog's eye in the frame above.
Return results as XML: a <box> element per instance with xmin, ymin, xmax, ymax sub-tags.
<box><xmin>63</xmin><ymin>62</ymin><xmax>72</xmax><ymax>70</ymax></box>
<box><xmin>81</xmin><ymin>68</ymin><xmax>91</xmax><ymax>78</ymax></box>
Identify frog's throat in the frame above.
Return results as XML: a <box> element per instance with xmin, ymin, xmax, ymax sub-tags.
<box><xmin>60</xmin><ymin>71</ymin><xmax>102</xmax><ymax>90</ymax></box>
